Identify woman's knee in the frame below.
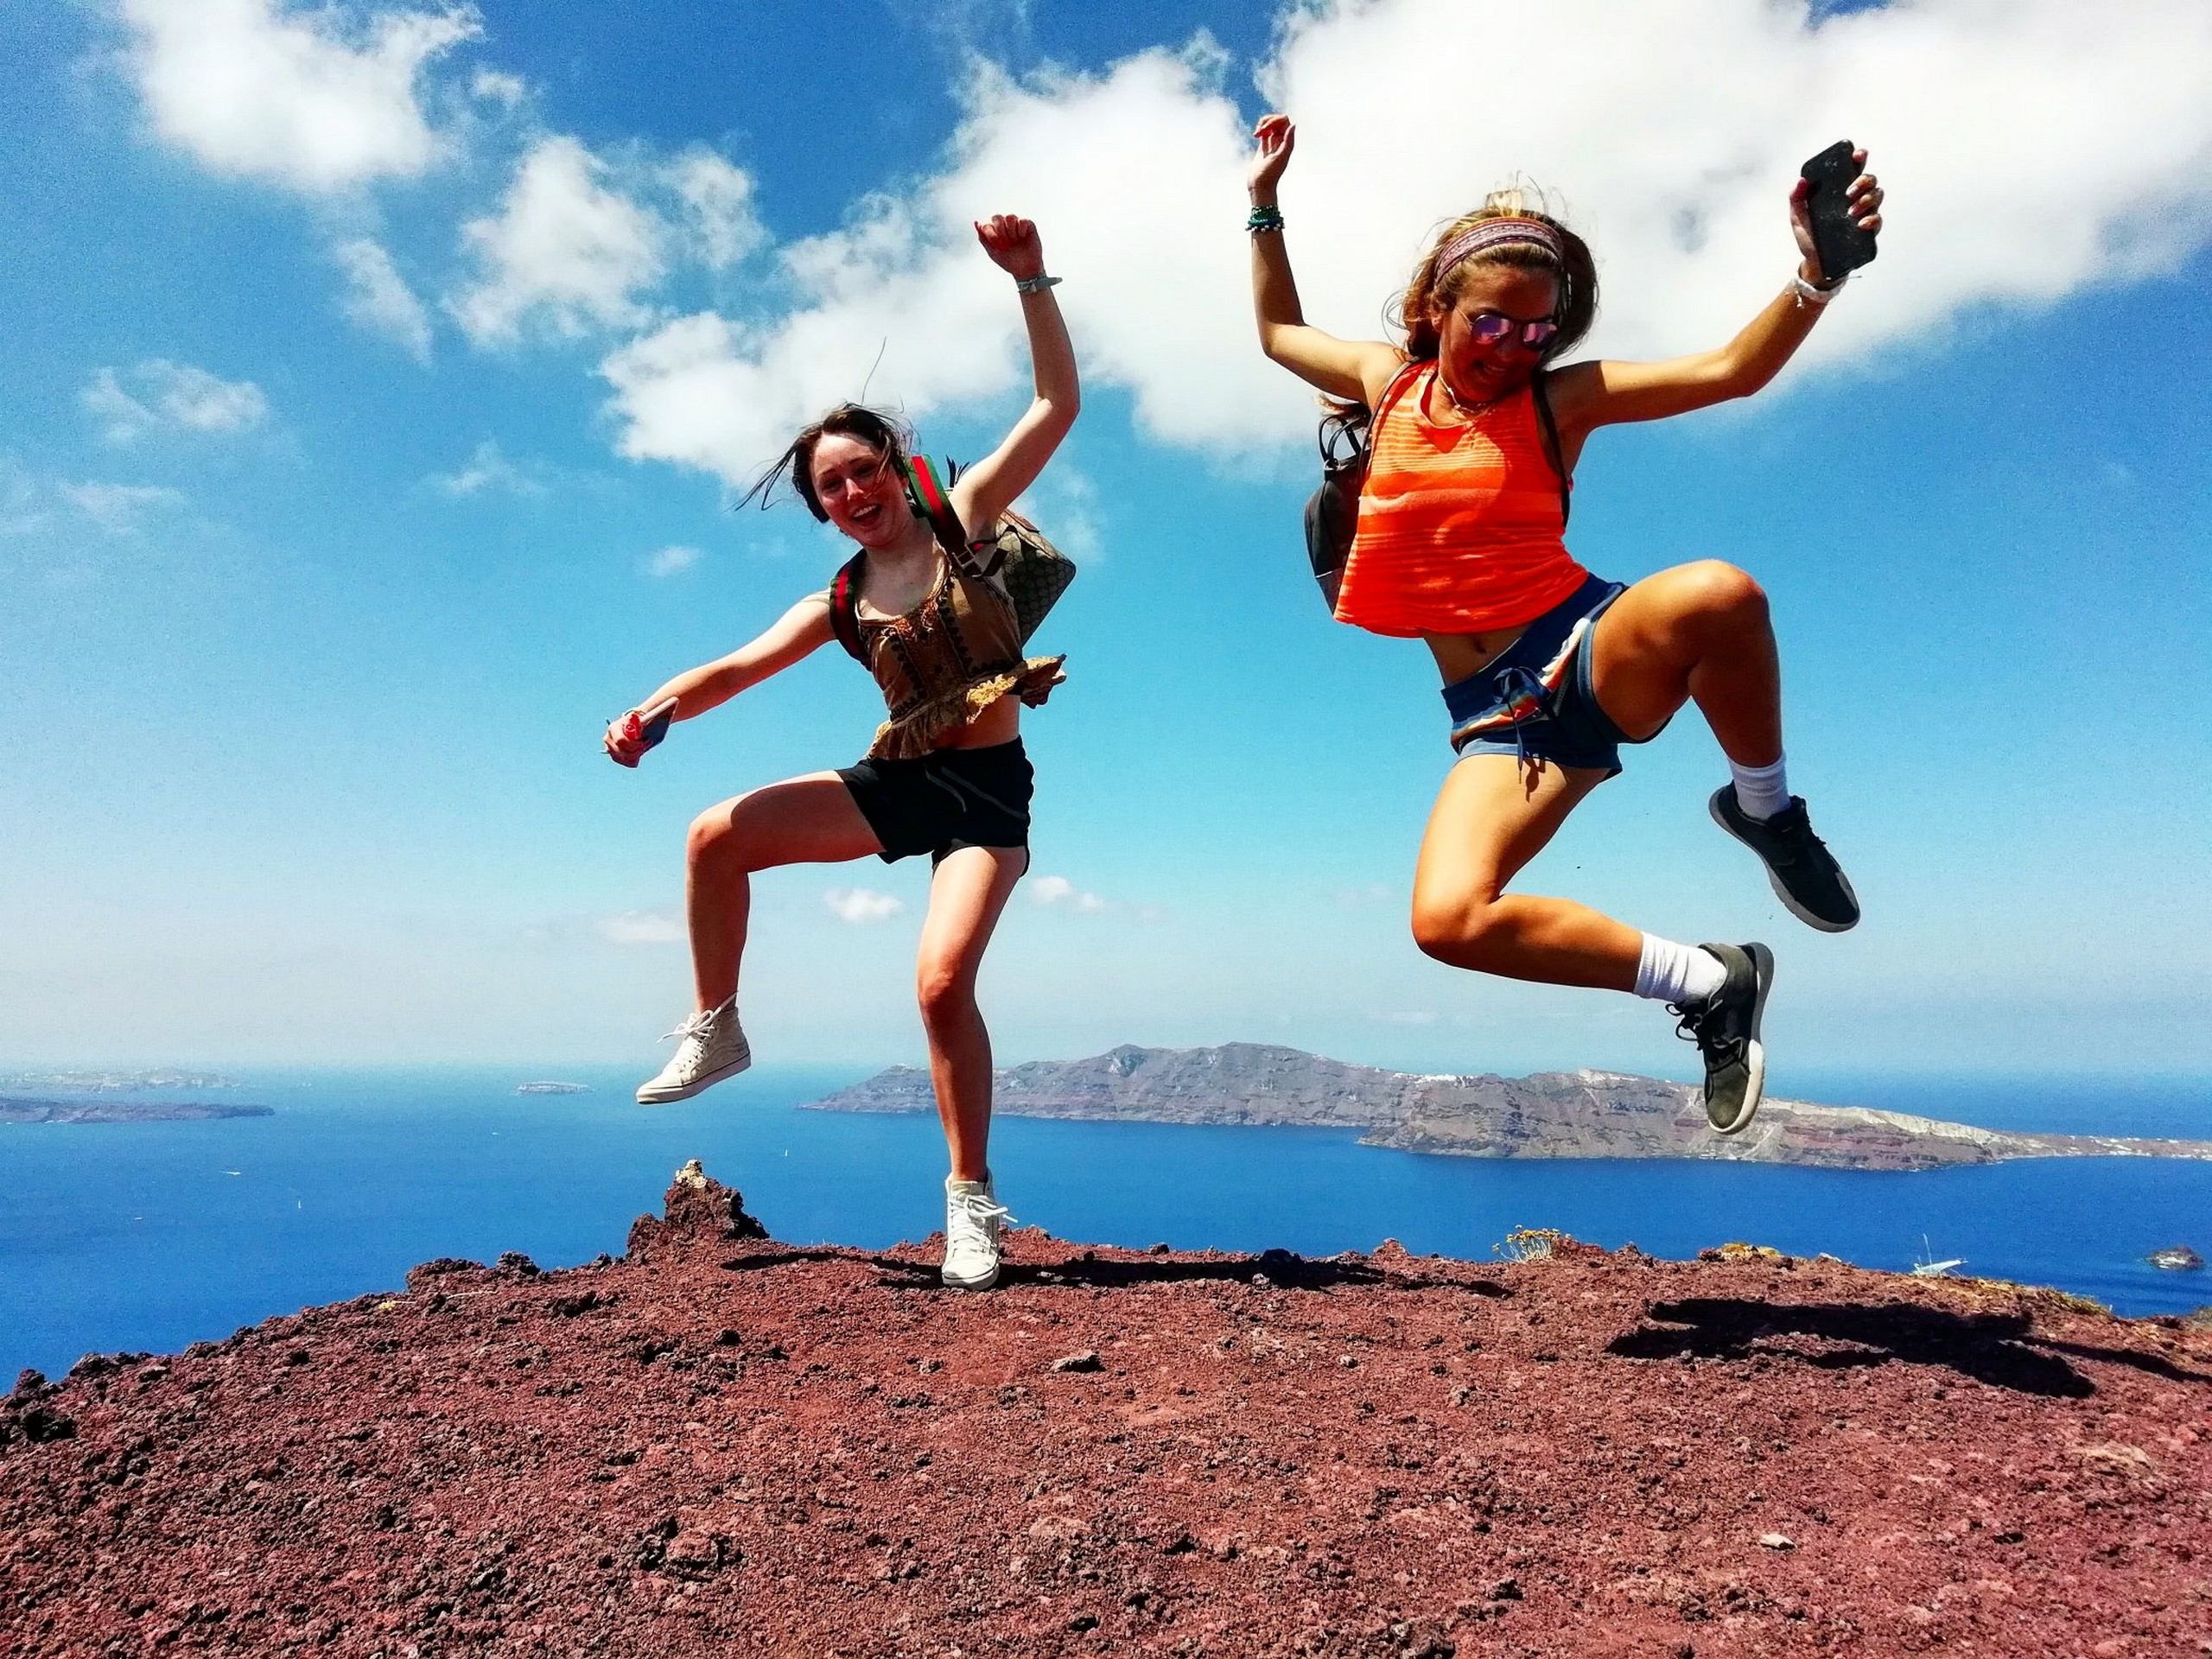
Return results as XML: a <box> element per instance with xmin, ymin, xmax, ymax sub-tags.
<box><xmin>916</xmin><ymin>960</ymin><xmax>979</xmax><ymax>1030</ymax></box>
<box><xmin>1675</xmin><ymin>560</ymin><xmax>1768</xmax><ymax>632</ymax></box>
<box><xmin>686</xmin><ymin>799</ymin><xmax>750</xmax><ymax>870</ymax></box>
<box><xmin>1410</xmin><ymin>889</ymin><xmax>1507</xmax><ymax>964</ymax></box>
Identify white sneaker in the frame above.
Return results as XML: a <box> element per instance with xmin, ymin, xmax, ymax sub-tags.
<box><xmin>942</xmin><ymin>1174</ymin><xmax>1012</xmax><ymax>1291</ymax></box>
<box><xmin>635</xmin><ymin>999</ymin><xmax>751</xmax><ymax>1104</ymax></box>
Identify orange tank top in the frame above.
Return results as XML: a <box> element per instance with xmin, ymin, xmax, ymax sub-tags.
<box><xmin>1334</xmin><ymin>362</ymin><xmax>1586</xmax><ymax>639</ymax></box>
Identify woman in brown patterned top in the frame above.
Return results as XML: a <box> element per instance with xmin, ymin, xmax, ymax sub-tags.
<box><xmin>602</xmin><ymin>213</ymin><xmax>1077</xmax><ymax>1293</ymax></box>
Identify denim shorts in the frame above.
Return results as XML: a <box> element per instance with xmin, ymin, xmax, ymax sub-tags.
<box><xmin>1442</xmin><ymin>572</ymin><xmax>1662</xmax><ymax>777</ymax></box>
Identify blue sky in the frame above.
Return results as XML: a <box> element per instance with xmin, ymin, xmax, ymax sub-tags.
<box><xmin>3</xmin><ymin>0</ymin><xmax>2208</xmax><ymax>1081</ymax></box>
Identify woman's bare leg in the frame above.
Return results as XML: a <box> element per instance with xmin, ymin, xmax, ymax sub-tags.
<box><xmin>913</xmin><ymin>845</ymin><xmax>1029</xmax><ymax>1182</ymax></box>
<box><xmin>1409</xmin><ymin>753</ymin><xmax>1637</xmax><ymax>989</ymax></box>
<box><xmin>1587</xmin><ymin>560</ymin><xmax>1781</xmax><ymax>765</ymax></box>
<box><xmin>685</xmin><ymin>772</ymin><xmax>882</xmax><ymax>1011</ymax></box>
<box><xmin>1587</xmin><ymin>557</ymin><xmax>1857</xmax><ymax>937</ymax></box>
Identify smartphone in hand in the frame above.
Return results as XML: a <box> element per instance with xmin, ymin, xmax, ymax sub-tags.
<box><xmin>611</xmin><ymin>697</ymin><xmax>678</xmax><ymax>767</ymax></box>
<box><xmin>1802</xmin><ymin>139</ymin><xmax>1878</xmax><ymax>279</ymax></box>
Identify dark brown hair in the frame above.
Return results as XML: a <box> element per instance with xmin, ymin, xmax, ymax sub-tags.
<box><xmin>1396</xmin><ymin>186</ymin><xmax>1599</xmax><ymax>364</ymax></box>
<box><xmin>738</xmin><ymin>402</ymin><xmax>914</xmax><ymax>522</ymax></box>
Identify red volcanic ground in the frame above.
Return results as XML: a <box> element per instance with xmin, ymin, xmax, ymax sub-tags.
<box><xmin>5</xmin><ymin>1166</ymin><xmax>2209</xmax><ymax>1657</ymax></box>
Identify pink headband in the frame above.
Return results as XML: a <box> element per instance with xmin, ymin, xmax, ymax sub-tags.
<box><xmin>1433</xmin><ymin>216</ymin><xmax>1567</xmax><ymax>281</ymax></box>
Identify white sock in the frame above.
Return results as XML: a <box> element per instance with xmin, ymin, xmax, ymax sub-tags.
<box><xmin>1635</xmin><ymin>935</ymin><xmax>1727</xmax><ymax>1007</ymax></box>
<box><xmin>1729</xmin><ymin>753</ymin><xmax>1791</xmax><ymax>822</ymax></box>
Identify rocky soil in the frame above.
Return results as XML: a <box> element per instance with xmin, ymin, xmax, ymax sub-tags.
<box><xmin>5</xmin><ymin>1166</ymin><xmax>2210</xmax><ymax>1657</ymax></box>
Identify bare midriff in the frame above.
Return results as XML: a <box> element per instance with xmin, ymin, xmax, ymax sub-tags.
<box><xmin>936</xmin><ymin>696</ymin><xmax>1022</xmax><ymax>748</ymax></box>
<box><xmin>1423</xmin><ymin>625</ymin><xmax>1530</xmax><ymax>688</ymax></box>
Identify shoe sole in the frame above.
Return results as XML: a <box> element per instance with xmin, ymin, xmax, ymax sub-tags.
<box><xmin>940</xmin><ymin>1261</ymin><xmax>1000</xmax><ymax>1292</ymax></box>
<box><xmin>1708</xmin><ymin>791</ymin><xmax>1860</xmax><ymax>934</ymax></box>
<box><xmin>1708</xmin><ymin>943</ymin><xmax>1773</xmax><ymax>1137</ymax></box>
<box><xmin>634</xmin><ymin>1047</ymin><xmax>752</xmax><ymax>1106</ymax></box>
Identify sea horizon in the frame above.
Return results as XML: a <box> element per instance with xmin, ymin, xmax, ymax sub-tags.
<box><xmin>4</xmin><ymin>1061</ymin><xmax>2209</xmax><ymax>1383</ymax></box>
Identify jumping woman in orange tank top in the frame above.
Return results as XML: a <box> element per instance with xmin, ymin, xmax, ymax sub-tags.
<box><xmin>1248</xmin><ymin>115</ymin><xmax>1885</xmax><ymax>1135</ymax></box>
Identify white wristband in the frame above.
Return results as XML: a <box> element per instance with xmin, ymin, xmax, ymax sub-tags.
<box><xmin>1014</xmin><ymin>272</ymin><xmax>1062</xmax><ymax>296</ymax></box>
<box><xmin>1792</xmin><ymin>271</ymin><xmax>1845</xmax><ymax>306</ymax></box>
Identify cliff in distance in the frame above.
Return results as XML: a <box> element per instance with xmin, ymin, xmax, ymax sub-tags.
<box><xmin>808</xmin><ymin>1043</ymin><xmax>2212</xmax><ymax>1172</ymax></box>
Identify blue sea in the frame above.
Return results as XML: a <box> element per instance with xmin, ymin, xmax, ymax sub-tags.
<box><xmin>3</xmin><ymin>1065</ymin><xmax>2209</xmax><ymax>1382</ymax></box>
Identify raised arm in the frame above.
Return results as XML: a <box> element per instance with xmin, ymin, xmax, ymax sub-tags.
<box><xmin>1547</xmin><ymin>151</ymin><xmax>1885</xmax><ymax>448</ymax></box>
<box><xmin>602</xmin><ymin>594</ymin><xmax>833</xmax><ymax>764</ymax></box>
<box><xmin>949</xmin><ymin>214</ymin><xmax>1079</xmax><ymax>536</ymax></box>
<box><xmin>1248</xmin><ymin>115</ymin><xmax>1402</xmax><ymax>409</ymax></box>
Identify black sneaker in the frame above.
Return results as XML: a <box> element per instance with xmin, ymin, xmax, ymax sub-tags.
<box><xmin>1708</xmin><ymin>789</ymin><xmax>1860</xmax><ymax>933</ymax></box>
<box><xmin>1670</xmin><ymin>942</ymin><xmax>1774</xmax><ymax>1135</ymax></box>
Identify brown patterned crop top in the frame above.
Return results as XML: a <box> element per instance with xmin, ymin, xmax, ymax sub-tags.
<box><xmin>843</xmin><ymin>556</ymin><xmax>1065</xmax><ymax>761</ymax></box>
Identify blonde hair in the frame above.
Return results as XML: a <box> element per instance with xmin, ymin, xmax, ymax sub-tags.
<box><xmin>1395</xmin><ymin>185</ymin><xmax>1598</xmax><ymax>363</ymax></box>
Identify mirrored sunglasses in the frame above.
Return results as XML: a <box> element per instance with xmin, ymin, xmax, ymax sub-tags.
<box><xmin>1469</xmin><ymin>312</ymin><xmax>1560</xmax><ymax>352</ymax></box>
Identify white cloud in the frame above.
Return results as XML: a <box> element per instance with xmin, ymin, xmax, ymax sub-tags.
<box><xmin>118</xmin><ymin>0</ymin><xmax>478</xmax><ymax>194</ymax></box>
<box><xmin>825</xmin><ymin>887</ymin><xmax>905</xmax><ymax>925</ymax></box>
<box><xmin>84</xmin><ymin>361</ymin><xmax>269</xmax><ymax>443</ymax></box>
<box><xmin>1253</xmin><ymin>0</ymin><xmax>2212</xmax><ymax>374</ymax></box>
<box><xmin>1011</xmin><ymin>461</ymin><xmax>1101</xmax><ymax>561</ymax></box>
<box><xmin>0</xmin><ymin>462</ymin><xmax>188</xmax><ymax>539</ymax></box>
<box><xmin>57</xmin><ymin>482</ymin><xmax>189</xmax><ymax>534</ymax></box>
<box><xmin>599</xmin><ymin>910</ymin><xmax>683</xmax><ymax>946</ymax></box>
<box><xmin>601</xmin><ymin>46</ymin><xmax>1241</xmax><ymax>483</ymax></box>
<box><xmin>451</xmin><ymin>136</ymin><xmax>668</xmax><ymax>345</ymax></box>
<box><xmin>669</xmin><ymin>149</ymin><xmax>762</xmax><ymax>270</ymax></box>
<box><xmin>1029</xmin><ymin>874</ymin><xmax>1106</xmax><ymax>913</ymax></box>
<box><xmin>471</xmin><ymin>68</ymin><xmax>525</xmax><ymax>108</ymax></box>
<box><xmin>334</xmin><ymin>238</ymin><xmax>434</xmax><ymax>360</ymax></box>
<box><xmin>430</xmin><ymin>438</ymin><xmax>544</xmax><ymax>497</ymax></box>
<box><xmin>0</xmin><ymin>459</ymin><xmax>53</xmax><ymax>537</ymax></box>
<box><xmin>645</xmin><ymin>543</ymin><xmax>702</xmax><ymax>577</ymax></box>
<box><xmin>602</xmin><ymin>1</ymin><xmax>2212</xmax><ymax>484</ymax></box>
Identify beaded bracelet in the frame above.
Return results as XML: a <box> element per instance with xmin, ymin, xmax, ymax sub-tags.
<box><xmin>1248</xmin><ymin>204</ymin><xmax>1286</xmax><ymax>235</ymax></box>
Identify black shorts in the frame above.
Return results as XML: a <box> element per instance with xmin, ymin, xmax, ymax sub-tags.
<box><xmin>837</xmin><ymin>739</ymin><xmax>1034</xmax><ymax>866</ymax></box>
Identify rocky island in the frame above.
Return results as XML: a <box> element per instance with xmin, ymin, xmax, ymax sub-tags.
<box><xmin>807</xmin><ymin>1044</ymin><xmax>2212</xmax><ymax>1172</ymax></box>
<box><xmin>0</xmin><ymin>1096</ymin><xmax>272</xmax><ymax>1126</ymax></box>
<box><xmin>0</xmin><ymin>1069</ymin><xmax>240</xmax><ymax>1092</ymax></box>
<box><xmin>5</xmin><ymin>1164</ymin><xmax>2209</xmax><ymax>1656</ymax></box>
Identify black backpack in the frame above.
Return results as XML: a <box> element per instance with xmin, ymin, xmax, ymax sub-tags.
<box><xmin>1304</xmin><ymin>365</ymin><xmax>1573</xmax><ymax>612</ymax></box>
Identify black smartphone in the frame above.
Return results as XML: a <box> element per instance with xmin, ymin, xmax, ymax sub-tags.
<box><xmin>1801</xmin><ymin>139</ymin><xmax>1878</xmax><ymax>279</ymax></box>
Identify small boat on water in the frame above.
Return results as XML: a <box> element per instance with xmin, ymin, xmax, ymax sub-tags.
<box><xmin>2146</xmin><ymin>1244</ymin><xmax>2203</xmax><ymax>1271</ymax></box>
<box><xmin>1910</xmin><ymin>1235</ymin><xmax>1966</xmax><ymax>1278</ymax></box>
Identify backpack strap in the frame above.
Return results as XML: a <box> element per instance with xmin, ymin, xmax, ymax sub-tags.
<box><xmin>1370</xmin><ymin>358</ymin><xmax>1424</xmax><ymax>437</ymax></box>
<box><xmin>1529</xmin><ymin>369</ymin><xmax>1573</xmax><ymax>530</ymax></box>
<box><xmin>902</xmin><ymin>454</ymin><xmax>969</xmax><ymax>562</ymax></box>
<box><xmin>827</xmin><ymin>550</ymin><xmax>868</xmax><ymax>664</ymax></box>
<box><xmin>1318</xmin><ymin>359</ymin><xmax>1423</xmax><ymax>484</ymax></box>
